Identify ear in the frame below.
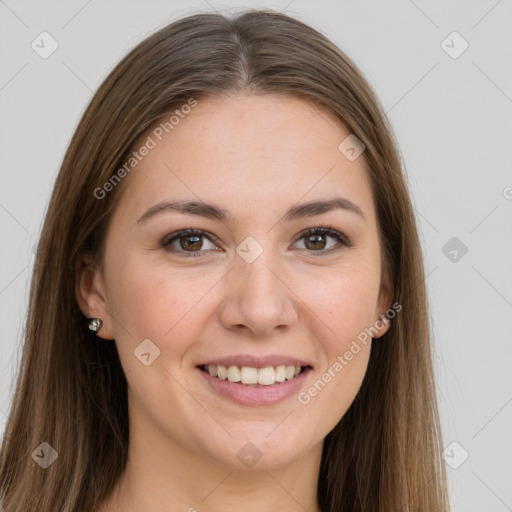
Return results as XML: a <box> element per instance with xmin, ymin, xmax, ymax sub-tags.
<box><xmin>75</xmin><ymin>254</ymin><xmax>115</xmax><ymax>340</ymax></box>
<box><xmin>372</xmin><ymin>274</ymin><xmax>394</xmax><ymax>339</ymax></box>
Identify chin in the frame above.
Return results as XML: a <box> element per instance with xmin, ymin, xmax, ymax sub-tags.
<box><xmin>201</xmin><ymin>426</ymin><xmax>311</xmax><ymax>471</ymax></box>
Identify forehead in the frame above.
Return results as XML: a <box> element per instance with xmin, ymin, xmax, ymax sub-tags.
<box><xmin>113</xmin><ymin>93</ymin><xmax>376</xmax><ymax>227</ymax></box>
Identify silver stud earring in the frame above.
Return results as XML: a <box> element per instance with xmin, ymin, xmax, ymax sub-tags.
<box><xmin>88</xmin><ymin>318</ymin><xmax>103</xmax><ymax>333</ymax></box>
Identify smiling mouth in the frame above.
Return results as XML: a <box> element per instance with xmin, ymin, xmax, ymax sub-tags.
<box><xmin>197</xmin><ymin>364</ymin><xmax>311</xmax><ymax>386</ymax></box>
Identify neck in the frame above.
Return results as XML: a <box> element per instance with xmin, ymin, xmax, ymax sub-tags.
<box><xmin>100</xmin><ymin>411</ymin><xmax>324</xmax><ymax>512</ymax></box>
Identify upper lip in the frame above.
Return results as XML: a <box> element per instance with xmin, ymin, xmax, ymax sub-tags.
<box><xmin>197</xmin><ymin>354</ymin><xmax>313</xmax><ymax>369</ymax></box>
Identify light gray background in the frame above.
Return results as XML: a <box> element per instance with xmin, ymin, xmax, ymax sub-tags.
<box><xmin>1</xmin><ymin>1</ymin><xmax>511</xmax><ymax>510</ymax></box>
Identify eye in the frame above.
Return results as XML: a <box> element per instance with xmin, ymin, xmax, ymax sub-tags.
<box><xmin>162</xmin><ymin>229</ymin><xmax>219</xmax><ymax>257</ymax></box>
<box><xmin>292</xmin><ymin>225</ymin><xmax>352</xmax><ymax>254</ymax></box>
<box><xmin>161</xmin><ymin>225</ymin><xmax>352</xmax><ymax>258</ymax></box>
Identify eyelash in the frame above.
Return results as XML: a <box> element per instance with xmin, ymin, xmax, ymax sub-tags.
<box><xmin>161</xmin><ymin>225</ymin><xmax>353</xmax><ymax>258</ymax></box>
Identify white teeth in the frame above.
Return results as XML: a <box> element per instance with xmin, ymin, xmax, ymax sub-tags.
<box><xmin>257</xmin><ymin>367</ymin><xmax>275</xmax><ymax>386</ymax></box>
<box><xmin>275</xmin><ymin>365</ymin><xmax>286</xmax><ymax>382</ymax></box>
<box><xmin>204</xmin><ymin>364</ymin><xmax>304</xmax><ymax>385</ymax></box>
<box><xmin>240</xmin><ymin>366</ymin><xmax>258</xmax><ymax>384</ymax></box>
<box><xmin>217</xmin><ymin>365</ymin><xmax>227</xmax><ymax>380</ymax></box>
<box><xmin>227</xmin><ymin>365</ymin><xmax>241</xmax><ymax>382</ymax></box>
<box><xmin>285</xmin><ymin>365</ymin><xmax>296</xmax><ymax>380</ymax></box>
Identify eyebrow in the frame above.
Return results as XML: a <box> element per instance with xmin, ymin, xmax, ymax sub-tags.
<box><xmin>136</xmin><ymin>196</ymin><xmax>366</xmax><ymax>225</ymax></box>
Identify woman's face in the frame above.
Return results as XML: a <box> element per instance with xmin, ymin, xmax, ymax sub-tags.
<box><xmin>79</xmin><ymin>93</ymin><xmax>391</xmax><ymax>471</ymax></box>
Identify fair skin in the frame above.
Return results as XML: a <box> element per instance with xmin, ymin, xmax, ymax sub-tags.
<box><xmin>77</xmin><ymin>93</ymin><xmax>392</xmax><ymax>512</ymax></box>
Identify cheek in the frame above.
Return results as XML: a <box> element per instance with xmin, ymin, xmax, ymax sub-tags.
<box><xmin>105</xmin><ymin>253</ymin><xmax>220</xmax><ymax>357</ymax></box>
<box><xmin>299</xmin><ymin>342</ymin><xmax>371</xmax><ymax>437</ymax></box>
<box><xmin>297</xmin><ymin>261</ymin><xmax>381</xmax><ymax>338</ymax></box>
<box><xmin>108</xmin><ymin>268</ymin><xmax>176</xmax><ymax>338</ymax></box>
<box><xmin>103</xmin><ymin>257</ymin><xmax>210</xmax><ymax>422</ymax></box>
<box><xmin>294</xmin><ymin>264</ymin><xmax>378</xmax><ymax>410</ymax></box>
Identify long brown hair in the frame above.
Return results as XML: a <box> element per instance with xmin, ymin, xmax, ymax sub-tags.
<box><xmin>0</xmin><ymin>9</ymin><xmax>450</xmax><ymax>511</ymax></box>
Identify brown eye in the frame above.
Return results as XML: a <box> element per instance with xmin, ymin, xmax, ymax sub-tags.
<box><xmin>177</xmin><ymin>234</ymin><xmax>203</xmax><ymax>251</ymax></box>
<box><xmin>293</xmin><ymin>227</ymin><xmax>351</xmax><ymax>254</ymax></box>
<box><xmin>162</xmin><ymin>226</ymin><xmax>352</xmax><ymax>258</ymax></box>
<box><xmin>304</xmin><ymin>233</ymin><xmax>328</xmax><ymax>250</ymax></box>
<box><xmin>162</xmin><ymin>229</ymin><xmax>218</xmax><ymax>256</ymax></box>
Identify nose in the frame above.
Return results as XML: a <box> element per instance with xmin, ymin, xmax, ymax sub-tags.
<box><xmin>218</xmin><ymin>250</ymin><xmax>298</xmax><ymax>338</ymax></box>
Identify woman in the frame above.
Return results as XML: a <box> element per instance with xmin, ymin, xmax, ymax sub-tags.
<box><xmin>0</xmin><ymin>9</ymin><xmax>450</xmax><ymax>512</ymax></box>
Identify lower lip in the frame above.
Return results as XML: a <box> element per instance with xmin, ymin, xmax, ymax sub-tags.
<box><xmin>196</xmin><ymin>367</ymin><xmax>312</xmax><ymax>406</ymax></box>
